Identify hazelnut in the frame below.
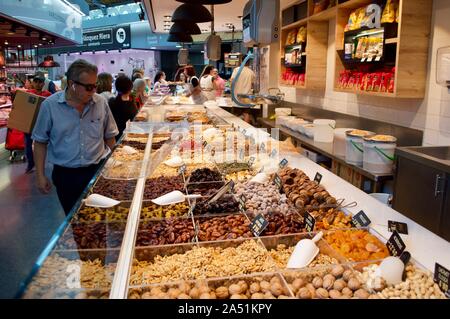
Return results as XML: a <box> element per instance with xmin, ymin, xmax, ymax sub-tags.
<box><xmin>316</xmin><ymin>288</ymin><xmax>329</xmax><ymax>299</ymax></box>
<box><xmin>329</xmin><ymin>289</ymin><xmax>342</xmax><ymax>299</ymax></box>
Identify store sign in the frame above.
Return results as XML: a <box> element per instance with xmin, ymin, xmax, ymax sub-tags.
<box><xmin>352</xmin><ymin>210</ymin><xmax>371</xmax><ymax>228</ymax></box>
<box><xmin>386</xmin><ymin>230</ymin><xmax>406</xmax><ymax>257</ymax></box>
<box><xmin>434</xmin><ymin>263</ymin><xmax>450</xmax><ymax>298</ymax></box>
<box><xmin>304</xmin><ymin>212</ymin><xmax>316</xmax><ymax>233</ymax></box>
<box><xmin>249</xmin><ymin>214</ymin><xmax>269</xmax><ymax>237</ymax></box>
<box><xmin>388</xmin><ymin>220</ymin><xmax>409</xmax><ymax>235</ymax></box>
<box><xmin>78</xmin><ymin>25</ymin><xmax>131</xmax><ymax>51</ymax></box>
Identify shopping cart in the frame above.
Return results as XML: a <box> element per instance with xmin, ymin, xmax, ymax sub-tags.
<box><xmin>5</xmin><ymin>128</ymin><xmax>26</xmax><ymax>162</ymax></box>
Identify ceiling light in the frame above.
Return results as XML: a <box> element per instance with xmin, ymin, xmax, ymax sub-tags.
<box><xmin>168</xmin><ymin>33</ymin><xmax>193</xmax><ymax>43</ymax></box>
<box><xmin>170</xmin><ymin>21</ymin><xmax>201</xmax><ymax>35</ymax></box>
<box><xmin>176</xmin><ymin>45</ymin><xmax>182</xmax><ymax>48</ymax></box>
<box><xmin>38</xmin><ymin>55</ymin><xmax>60</xmax><ymax>68</ymax></box>
<box><xmin>38</xmin><ymin>43</ymin><xmax>43</xmax><ymax>46</ymax></box>
<box><xmin>33</xmin><ymin>44</ymin><xmax>38</xmax><ymax>48</ymax></box>
<box><xmin>164</xmin><ymin>15</ymin><xmax>172</xmax><ymax>21</ymax></box>
<box><xmin>150</xmin><ymin>47</ymin><xmax>156</xmax><ymax>49</ymax></box>
<box><xmin>4</xmin><ymin>41</ymin><xmax>8</xmax><ymax>45</ymax></box>
<box><xmin>176</xmin><ymin>0</ymin><xmax>232</xmax><ymax>4</ymax></box>
<box><xmin>17</xmin><ymin>45</ymin><xmax>21</xmax><ymax>48</ymax></box>
<box><xmin>172</xmin><ymin>3</ymin><xmax>213</xmax><ymax>23</ymax></box>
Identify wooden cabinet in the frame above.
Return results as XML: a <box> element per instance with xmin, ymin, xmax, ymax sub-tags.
<box><xmin>280</xmin><ymin>0</ymin><xmax>433</xmax><ymax>98</ymax></box>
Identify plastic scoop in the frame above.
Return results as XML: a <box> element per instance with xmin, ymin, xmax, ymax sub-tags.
<box><xmin>151</xmin><ymin>191</ymin><xmax>202</xmax><ymax>206</ymax></box>
<box><xmin>376</xmin><ymin>252</ymin><xmax>411</xmax><ymax>285</ymax></box>
<box><xmin>286</xmin><ymin>232</ymin><xmax>323</xmax><ymax>268</ymax></box>
<box><xmin>121</xmin><ymin>145</ymin><xmax>138</xmax><ymax>154</ymax></box>
<box><xmin>250</xmin><ymin>173</ymin><xmax>270</xmax><ymax>184</ymax></box>
<box><xmin>164</xmin><ymin>156</ymin><xmax>184</xmax><ymax>168</ymax></box>
<box><xmin>84</xmin><ymin>194</ymin><xmax>120</xmax><ymax>208</ymax></box>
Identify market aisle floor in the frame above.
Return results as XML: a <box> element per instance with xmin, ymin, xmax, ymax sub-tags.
<box><xmin>0</xmin><ymin>128</ymin><xmax>65</xmax><ymax>298</ymax></box>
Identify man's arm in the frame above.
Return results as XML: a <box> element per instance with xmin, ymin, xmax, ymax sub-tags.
<box><xmin>34</xmin><ymin>141</ymin><xmax>52</xmax><ymax>194</ymax></box>
<box><xmin>105</xmin><ymin>137</ymin><xmax>116</xmax><ymax>151</ymax></box>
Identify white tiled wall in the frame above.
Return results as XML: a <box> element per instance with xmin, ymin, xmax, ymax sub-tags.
<box><xmin>280</xmin><ymin>0</ymin><xmax>450</xmax><ymax>146</ymax></box>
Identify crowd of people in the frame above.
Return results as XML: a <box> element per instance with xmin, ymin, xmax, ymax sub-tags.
<box><xmin>13</xmin><ymin>58</ymin><xmax>255</xmax><ymax>214</ymax></box>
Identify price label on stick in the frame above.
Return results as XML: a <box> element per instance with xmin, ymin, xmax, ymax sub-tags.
<box><xmin>314</xmin><ymin>172</ymin><xmax>323</xmax><ymax>184</ymax></box>
<box><xmin>202</xmin><ymin>140</ymin><xmax>208</xmax><ymax>148</ymax></box>
<box><xmin>434</xmin><ymin>263</ymin><xmax>450</xmax><ymax>298</ymax></box>
<box><xmin>386</xmin><ymin>230</ymin><xmax>406</xmax><ymax>257</ymax></box>
<box><xmin>273</xmin><ymin>174</ymin><xmax>282</xmax><ymax>191</ymax></box>
<box><xmin>249</xmin><ymin>214</ymin><xmax>269</xmax><ymax>237</ymax></box>
<box><xmin>304</xmin><ymin>212</ymin><xmax>316</xmax><ymax>233</ymax></box>
<box><xmin>242</xmin><ymin>129</ymin><xmax>247</xmax><ymax>135</ymax></box>
<box><xmin>238</xmin><ymin>195</ymin><xmax>246</xmax><ymax>213</ymax></box>
<box><xmin>388</xmin><ymin>220</ymin><xmax>408</xmax><ymax>235</ymax></box>
<box><xmin>248</xmin><ymin>156</ymin><xmax>255</xmax><ymax>166</ymax></box>
<box><xmin>178</xmin><ymin>164</ymin><xmax>186</xmax><ymax>175</ymax></box>
<box><xmin>352</xmin><ymin>210</ymin><xmax>371</xmax><ymax>228</ymax></box>
<box><xmin>260</xmin><ymin>142</ymin><xmax>266</xmax><ymax>152</ymax></box>
<box><xmin>279</xmin><ymin>158</ymin><xmax>288</xmax><ymax>169</ymax></box>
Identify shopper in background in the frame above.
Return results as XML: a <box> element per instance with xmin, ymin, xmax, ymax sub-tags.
<box><xmin>153</xmin><ymin>71</ymin><xmax>169</xmax><ymax>92</ymax></box>
<box><xmin>23</xmin><ymin>73</ymin><xmax>52</xmax><ymax>174</ymax></box>
<box><xmin>32</xmin><ymin>59</ymin><xmax>118</xmax><ymax>214</ymax></box>
<box><xmin>184</xmin><ymin>65</ymin><xmax>207</xmax><ymax>105</ymax></box>
<box><xmin>230</xmin><ymin>59</ymin><xmax>256</xmax><ymax>124</ymax></box>
<box><xmin>143</xmin><ymin>77</ymin><xmax>152</xmax><ymax>95</ymax></box>
<box><xmin>36</xmin><ymin>71</ymin><xmax>58</xmax><ymax>94</ymax></box>
<box><xmin>131</xmin><ymin>72</ymin><xmax>143</xmax><ymax>83</ymax></box>
<box><xmin>174</xmin><ymin>67</ymin><xmax>187</xmax><ymax>83</ymax></box>
<box><xmin>96</xmin><ymin>72</ymin><xmax>115</xmax><ymax>101</ymax></box>
<box><xmin>109</xmin><ymin>76</ymin><xmax>138</xmax><ymax>140</ymax></box>
<box><xmin>213</xmin><ymin>68</ymin><xmax>225</xmax><ymax>98</ymax></box>
<box><xmin>200</xmin><ymin>65</ymin><xmax>217</xmax><ymax>101</ymax></box>
<box><xmin>132</xmin><ymin>78</ymin><xmax>148</xmax><ymax>109</ymax></box>
<box><xmin>60</xmin><ymin>76</ymin><xmax>67</xmax><ymax>91</ymax></box>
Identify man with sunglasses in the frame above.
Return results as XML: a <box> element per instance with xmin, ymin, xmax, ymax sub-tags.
<box><xmin>23</xmin><ymin>72</ymin><xmax>52</xmax><ymax>174</ymax></box>
<box><xmin>32</xmin><ymin>59</ymin><xmax>119</xmax><ymax>214</ymax></box>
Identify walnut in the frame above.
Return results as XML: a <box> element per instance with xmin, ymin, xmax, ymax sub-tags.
<box><xmin>297</xmin><ymin>287</ymin><xmax>312</xmax><ymax>299</ymax></box>
<box><xmin>329</xmin><ymin>289</ymin><xmax>342</xmax><ymax>299</ymax></box>
<box><xmin>215</xmin><ymin>287</ymin><xmax>229</xmax><ymax>299</ymax></box>
<box><xmin>331</xmin><ymin>265</ymin><xmax>345</xmax><ymax>278</ymax></box>
<box><xmin>312</xmin><ymin>276</ymin><xmax>323</xmax><ymax>289</ymax></box>
<box><xmin>316</xmin><ymin>288</ymin><xmax>329</xmax><ymax>299</ymax></box>
<box><xmin>354</xmin><ymin>289</ymin><xmax>370</xmax><ymax>299</ymax></box>
<box><xmin>333</xmin><ymin>279</ymin><xmax>346</xmax><ymax>291</ymax></box>
<box><xmin>347</xmin><ymin>277</ymin><xmax>362</xmax><ymax>291</ymax></box>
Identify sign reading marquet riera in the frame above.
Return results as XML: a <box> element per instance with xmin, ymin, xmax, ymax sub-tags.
<box><xmin>79</xmin><ymin>25</ymin><xmax>131</xmax><ymax>51</ymax></box>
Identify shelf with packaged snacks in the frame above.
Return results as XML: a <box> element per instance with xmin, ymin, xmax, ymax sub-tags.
<box><xmin>308</xmin><ymin>1</ymin><xmax>337</xmax><ymax>21</ymax></box>
<box><xmin>334</xmin><ymin>0</ymin><xmax>432</xmax><ymax>98</ymax></box>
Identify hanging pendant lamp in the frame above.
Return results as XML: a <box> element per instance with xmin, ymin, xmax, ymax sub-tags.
<box><xmin>169</xmin><ymin>21</ymin><xmax>201</xmax><ymax>35</ymax></box>
<box><xmin>176</xmin><ymin>0</ymin><xmax>232</xmax><ymax>4</ymax></box>
<box><xmin>38</xmin><ymin>55</ymin><xmax>60</xmax><ymax>68</ymax></box>
<box><xmin>167</xmin><ymin>33</ymin><xmax>193</xmax><ymax>43</ymax></box>
<box><xmin>172</xmin><ymin>3</ymin><xmax>213</xmax><ymax>23</ymax></box>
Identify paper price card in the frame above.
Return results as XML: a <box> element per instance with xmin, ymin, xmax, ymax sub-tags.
<box><xmin>388</xmin><ymin>220</ymin><xmax>408</xmax><ymax>235</ymax></box>
<box><xmin>386</xmin><ymin>230</ymin><xmax>406</xmax><ymax>257</ymax></box>
<box><xmin>279</xmin><ymin>158</ymin><xmax>288</xmax><ymax>169</ymax></box>
<box><xmin>434</xmin><ymin>263</ymin><xmax>450</xmax><ymax>298</ymax></box>
<box><xmin>249</xmin><ymin>214</ymin><xmax>269</xmax><ymax>237</ymax></box>
<box><xmin>351</xmin><ymin>210</ymin><xmax>372</xmax><ymax>228</ymax></box>
<box><xmin>273</xmin><ymin>174</ymin><xmax>282</xmax><ymax>191</ymax></box>
<box><xmin>248</xmin><ymin>156</ymin><xmax>255</xmax><ymax>166</ymax></box>
<box><xmin>304</xmin><ymin>212</ymin><xmax>316</xmax><ymax>233</ymax></box>
<box><xmin>314</xmin><ymin>172</ymin><xmax>323</xmax><ymax>184</ymax></box>
<box><xmin>238</xmin><ymin>195</ymin><xmax>246</xmax><ymax>213</ymax></box>
<box><xmin>178</xmin><ymin>164</ymin><xmax>186</xmax><ymax>175</ymax></box>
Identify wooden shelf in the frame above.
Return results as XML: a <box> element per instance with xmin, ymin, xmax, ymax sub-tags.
<box><xmin>385</xmin><ymin>38</ymin><xmax>399</xmax><ymax>44</ymax></box>
<box><xmin>308</xmin><ymin>6</ymin><xmax>337</xmax><ymax>21</ymax></box>
<box><xmin>338</xmin><ymin>0</ymin><xmax>373</xmax><ymax>9</ymax></box>
<box><xmin>282</xmin><ymin>18</ymin><xmax>308</xmax><ymax>30</ymax></box>
<box><xmin>334</xmin><ymin>87</ymin><xmax>396</xmax><ymax>97</ymax></box>
<box><xmin>280</xmin><ymin>82</ymin><xmax>306</xmax><ymax>89</ymax></box>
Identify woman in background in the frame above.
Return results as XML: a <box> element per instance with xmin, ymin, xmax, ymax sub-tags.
<box><xmin>108</xmin><ymin>76</ymin><xmax>138</xmax><ymax>140</ymax></box>
<box><xmin>153</xmin><ymin>71</ymin><xmax>168</xmax><ymax>92</ymax></box>
<box><xmin>132</xmin><ymin>78</ymin><xmax>148</xmax><ymax>109</ymax></box>
<box><xmin>199</xmin><ymin>65</ymin><xmax>217</xmax><ymax>101</ymax></box>
<box><xmin>213</xmin><ymin>68</ymin><xmax>225</xmax><ymax>97</ymax></box>
<box><xmin>96</xmin><ymin>72</ymin><xmax>115</xmax><ymax>101</ymax></box>
<box><xmin>184</xmin><ymin>65</ymin><xmax>207</xmax><ymax>105</ymax></box>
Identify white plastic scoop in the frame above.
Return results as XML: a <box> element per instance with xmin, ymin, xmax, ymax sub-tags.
<box><xmin>250</xmin><ymin>173</ymin><xmax>269</xmax><ymax>184</ymax></box>
<box><xmin>164</xmin><ymin>156</ymin><xmax>184</xmax><ymax>168</ymax></box>
<box><xmin>84</xmin><ymin>194</ymin><xmax>120</xmax><ymax>208</ymax></box>
<box><xmin>151</xmin><ymin>191</ymin><xmax>202</xmax><ymax>206</ymax></box>
<box><xmin>286</xmin><ymin>232</ymin><xmax>323</xmax><ymax>268</ymax></box>
<box><xmin>121</xmin><ymin>145</ymin><xmax>138</xmax><ymax>154</ymax></box>
<box><xmin>376</xmin><ymin>252</ymin><xmax>411</xmax><ymax>285</ymax></box>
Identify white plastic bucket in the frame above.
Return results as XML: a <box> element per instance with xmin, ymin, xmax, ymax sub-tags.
<box><xmin>333</xmin><ymin>128</ymin><xmax>354</xmax><ymax>157</ymax></box>
<box><xmin>313</xmin><ymin>119</ymin><xmax>336</xmax><ymax>143</ymax></box>
<box><xmin>345</xmin><ymin>130</ymin><xmax>375</xmax><ymax>165</ymax></box>
<box><xmin>363</xmin><ymin>135</ymin><xmax>397</xmax><ymax>174</ymax></box>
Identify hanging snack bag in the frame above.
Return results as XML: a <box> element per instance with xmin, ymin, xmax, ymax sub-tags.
<box><xmin>372</xmin><ymin>73</ymin><xmax>382</xmax><ymax>92</ymax></box>
<box><xmin>296</xmin><ymin>26</ymin><xmax>307</xmax><ymax>43</ymax></box>
<box><xmin>381</xmin><ymin>0</ymin><xmax>396</xmax><ymax>23</ymax></box>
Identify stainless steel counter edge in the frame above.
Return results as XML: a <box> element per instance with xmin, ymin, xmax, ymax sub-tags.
<box><xmin>396</xmin><ymin>147</ymin><xmax>450</xmax><ymax>174</ymax></box>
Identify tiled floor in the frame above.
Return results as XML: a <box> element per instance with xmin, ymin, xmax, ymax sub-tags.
<box><xmin>0</xmin><ymin>127</ymin><xmax>65</xmax><ymax>298</ymax></box>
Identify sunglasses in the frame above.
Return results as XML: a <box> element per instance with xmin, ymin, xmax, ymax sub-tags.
<box><xmin>73</xmin><ymin>80</ymin><xmax>97</xmax><ymax>91</ymax></box>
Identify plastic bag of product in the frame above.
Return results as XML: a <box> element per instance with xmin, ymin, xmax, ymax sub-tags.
<box><xmin>286</xmin><ymin>29</ymin><xmax>297</xmax><ymax>45</ymax></box>
<box><xmin>388</xmin><ymin>67</ymin><xmax>396</xmax><ymax>93</ymax></box>
<box><xmin>354</xmin><ymin>7</ymin><xmax>367</xmax><ymax>29</ymax></box>
<box><xmin>381</xmin><ymin>0</ymin><xmax>396</xmax><ymax>23</ymax></box>
<box><xmin>296</xmin><ymin>26</ymin><xmax>307</xmax><ymax>43</ymax></box>
<box><xmin>395</xmin><ymin>2</ymin><xmax>400</xmax><ymax>23</ymax></box>
<box><xmin>313</xmin><ymin>0</ymin><xmax>329</xmax><ymax>14</ymax></box>
<box><xmin>373</xmin><ymin>73</ymin><xmax>382</xmax><ymax>92</ymax></box>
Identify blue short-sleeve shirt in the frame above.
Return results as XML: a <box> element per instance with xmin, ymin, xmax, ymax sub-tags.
<box><xmin>32</xmin><ymin>91</ymin><xmax>119</xmax><ymax>168</ymax></box>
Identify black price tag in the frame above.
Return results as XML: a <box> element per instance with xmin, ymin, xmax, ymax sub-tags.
<box><xmin>314</xmin><ymin>172</ymin><xmax>322</xmax><ymax>184</ymax></box>
<box><xmin>242</xmin><ymin>128</ymin><xmax>247</xmax><ymax>135</ymax></box>
<box><xmin>178</xmin><ymin>164</ymin><xmax>186</xmax><ymax>175</ymax></box>
<box><xmin>304</xmin><ymin>212</ymin><xmax>316</xmax><ymax>233</ymax></box>
<box><xmin>270</xmin><ymin>149</ymin><xmax>278</xmax><ymax>158</ymax></box>
<box><xmin>273</xmin><ymin>174</ymin><xmax>282</xmax><ymax>191</ymax></box>
<box><xmin>229</xmin><ymin>180</ymin><xmax>235</xmax><ymax>192</ymax></box>
<box><xmin>202</xmin><ymin>140</ymin><xmax>208</xmax><ymax>148</ymax></box>
<box><xmin>248</xmin><ymin>156</ymin><xmax>255</xmax><ymax>166</ymax></box>
<box><xmin>279</xmin><ymin>158</ymin><xmax>288</xmax><ymax>169</ymax></box>
<box><xmin>249</xmin><ymin>214</ymin><xmax>269</xmax><ymax>237</ymax></box>
<box><xmin>386</xmin><ymin>230</ymin><xmax>406</xmax><ymax>257</ymax></box>
<box><xmin>388</xmin><ymin>220</ymin><xmax>409</xmax><ymax>235</ymax></box>
<box><xmin>434</xmin><ymin>263</ymin><xmax>450</xmax><ymax>298</ymax></box>
<box><xmin>238</xmin><ymin>195</ymin><xmax>246</xmax><ymax>213</ymax></box>
<box><xmin>351</xmin><ymin>210</ymin><xmax>372</xmax><ymax>228</ymax></box>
